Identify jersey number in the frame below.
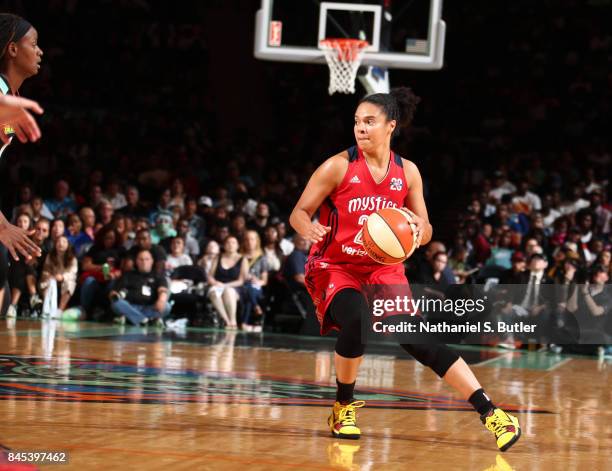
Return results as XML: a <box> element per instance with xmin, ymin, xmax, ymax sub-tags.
<box><xmin>353</xmin><ymin>215</ymin><xmax>369</xmax><ymax>245</ymax></box>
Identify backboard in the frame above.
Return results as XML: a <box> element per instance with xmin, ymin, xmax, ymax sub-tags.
<box><xmin>254</xmin><ymin>0</ymin><xmax>446</xmax><ymax>70</ymax></box>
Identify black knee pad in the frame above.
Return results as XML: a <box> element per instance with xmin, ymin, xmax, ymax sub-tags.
<box><xmin>400</xmin><ymin>344</ymin><xmax>459</xmax><ymax>377</ymax></box>
<box><xmin>328</xmin><ymin>289</ymin><xmax>367</xmax><ymax>358</ymax></box>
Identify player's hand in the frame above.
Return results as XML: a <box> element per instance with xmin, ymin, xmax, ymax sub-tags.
<box><xmin>401</xmin><ymin>207</ymin><xmax>426</xmax><ymax>247</ymax></box>
<box><xmin>0</xmin><ymin>95</ymin><xmax>43</xmax><ymax>144</ymax></box>
<box><xmin>304</xmin><ymin>222</ymin><xmax>331</xmax><ymax>243</ymax></box>
<box><xmin>0</xmin><ymin>224</ymin><xmax>42</xmax><ymax>261</ymax></box>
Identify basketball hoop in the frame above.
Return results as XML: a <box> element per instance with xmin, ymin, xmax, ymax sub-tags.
<box><xmin>320</xmin><ymin>38</ymin><xmax>368</xmax><ymax>95</ymax></box>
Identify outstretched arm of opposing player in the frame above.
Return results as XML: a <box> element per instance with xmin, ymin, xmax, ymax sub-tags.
<box><xmin>0</xmin><ymin>210</ymin><xmax>42</xmax><ymax>261</ymax></box>
<box><xmin>0</xmin><ymin>95</ymin><xmax>43</xmax><ymax>144</ymax></box>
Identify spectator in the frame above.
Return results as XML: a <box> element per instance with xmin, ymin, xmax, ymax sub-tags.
<box><xmin>410</xmin><ymin>241</ymin><xmax>455</xmax><ymax>285</ymax></box>
<box><xmin>594</xmin><ymin>249</ymin><xmax>611</xmax><ymax>277</ymax></box>
<box><xmin>111</xmin><ymin>214</ymin><xmax>132</xmax><ymax>249</ymax></box>
<box><xmin>182</xmin><ymin>196</ymin><xmax>205</xmax><ymax>241</ymax></box>
<box><xmin>560</xmin><ymin>185</ymin><xmax>590</xmax><ymax>216</ymax></box>
<box><xmin>589</xmin><ymin>191</ymin><xmax>610</xmax><ymax>236</ymax></box>
<box><xmin>512</xmin><ymin>179</ymin><xmax>542</xmax><ymax>214</ymax></box>
<box><xmin>169</xmin><ymin>178</ymin><xmax>186</xmax><ymax>211</ymax></box>
<box><xmin>165</xmin><ymin>236</ymin><xmax>193</xmax><ymax>274</ymax></box>
<box><xmin>30</xmin><ymin>196</ymin><xmax>54</xmax><ymax>222</ymax></box>
<box><xmin>88</xmin><ymin>185</ymin><xmax>104</xmax><ymax>209</ymax></box>
<box><xmin>212</xmin><ymin>223</ymin><xmax>230</xmax><ymax>244</ymax></box>
<box><xmin>262</xmin><ymin>225</ymin><xmax>283</xmax><ymax>272</ymax></box>
<box><xmin>518</xmin><ymin>253</ymin><xmax>554</xmax><ymax>317</ymax></box>
<box><xmin>110</xmin><ymin>249</ymin><xmax>171</xmax><ymax>326</ymax></box>
<box><xmin>172</xmin><ymin>218</ymin><xmax>200</xmax><ymax>258</ymax></box>
<box><xmin>150</xmin><ymin>211</ymin><xmax>177</xmax><ymax>245</ymax></box>
<box><xmin>540</xmin><ymin>194</ymin><xmax>562</xmax><ymax>230</ymax></box>
<box><xmin>197</xmin><ymin>196</ymin><xmax>215</xmax><ymax>228</ymax></box>
<box><xmin>276</xmin><ymin>221</ymin><xmax>294</xmax><ymax>256</ymax></box>
<box><xmin>206</xmin><ymin>235</ymin><xmax>248</xmax><ymax>329</ymax></box>
<box><xmin>39</xmin><ymin>235</ymin><xmax>78</xmax><ymax>317</ymax></box>
<box><xmin>500</xmin><ymin>251</ymin><xmax>528</xmax><ymax>284</ymax></box>
<box><xmin>198</xmin><ymin>240</ymin><xmax>220</xmax><ymax>274</ymax></box>
<box><xmin>494</xmin><ymin>203</ymin><xmax>529</xmax><ymax>236</ymax></box>
<box><xmin>80</xmin><ymin>225</ymin><xmax>124</xmax><ymax>317</ymax></box>
<box><xmin>489</xmin><ymin>170</ymin><xmax>516</xmax><ymax>202</ymax></box>
<box><xmin>125</xmin><ymin>229</ymin><xmax>167</xmax><ymax>274</ymax></box>
<box><xmin>448</xmin><ymin>245</ymin><xmax>475</xmax><ymax>283</ymax></box>
<box><xmin>65</xmin><ymin>213</ymin><xmax>91</xmax><ymax>257</ymax></box>
<box><xmin>105</xmin><ymin>180</ymin><xmax>127</xmax><ymax>210</ymax></box>
<box><xmin>47</xmin><ymin>218</ymin><xmax>66</xmax><ymax>252</ymax></box>
<box><xmin>119</xmin><ymin>185</ymin><xmax>148</xmax><ymax>219</ymax></box>
<box><xmin>249</xmin><ymin>202</ymin><xmax>270</xmax><ymax>237</ymax></box>
<box><xmin>465</xmin><ymin>221</ymin><xmax>491</xmax><ymax>266</ymax></box>
<box><xmin>45</xmin><ymin>180</ymin><xmax>77</xmax><ymax>219</ymax></box>
<box><xmin>11</xmin><ymin>185</ymin><xmax>34</xmax><ymax>221</ymax></box>
<box><xmin>523</xmin><ymin>237</ymin><xmax>543</xmax><ymax>258</ymax></box>
<box><xmin>283</xmin><ymin>234</ymin><xmax>310</xmax><ymax>291</ymax></box>
<box><xmin>230</xmin><ymin>212</ymin><xmax>247</xmax><ymax>241</ymax></box>
<box><xmin>96</xmin><ymin>200</ymin><xmax>114</xmax><ymax>230</ymax></box>
<box><xmin>149</xmin><ymin>188</ymin><xmax>172</xmax><ymax>223</ymax></box>
<box><xmin>241</xmin><ymin>230</ymin><xmax>269</xmax><ymax>330</ymax></box>
<box><xmin>79</xmin><ymin>207</ymin><xmax>96</xmax><ymax>243</ymax></box>
<box><xmin>486</xmin><ymin>230</ymin><xmax>515</xmax><ymax>269</ymax></box>
<box><xmin>566</xmin><ymin>265</ymin><xmax>611</xmax><ymax>341</ymax></box>
<box><xmin>421</xmin><ymin>251</ymin><xmax>450</xmax><ymax>299</ymax></box>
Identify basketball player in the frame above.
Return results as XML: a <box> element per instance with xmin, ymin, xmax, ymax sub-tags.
<box><xmin>289</xmin><ymin>88</ymin><xmax>521</xmax><ymax>451</ymax></box>
<box><xmin>0</xmin><ymin>13</ymin><xmax>44</xmax><ymax>315</ymax></box>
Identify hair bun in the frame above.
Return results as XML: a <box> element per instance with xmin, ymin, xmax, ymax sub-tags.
<box><xmin>390</xmin><ymin>87</ymin><xmax>421</xmax><ymax>127</ymax></box>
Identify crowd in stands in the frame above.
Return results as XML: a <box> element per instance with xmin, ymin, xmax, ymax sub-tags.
<box><xmin>0</xmin><ymin>1</ymin><xmax>609</xmax><ymax>347</ymax></box>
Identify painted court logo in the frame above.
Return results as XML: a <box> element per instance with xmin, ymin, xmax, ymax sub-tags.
<box><xmin>0</xmin><ymin>355</ymin><xmax>547</xmax><ymax>412</ymax></box>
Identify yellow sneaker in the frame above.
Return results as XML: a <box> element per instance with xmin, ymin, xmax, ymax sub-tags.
<box><xmin>328</xmin><ymin>400</ymin><xmax>366</xmax><ymax>439</ymax></box>
<box><xmin>482</xmin><ymin>408</ymin><xmax>521</xmax><ymax>452</ymax></box>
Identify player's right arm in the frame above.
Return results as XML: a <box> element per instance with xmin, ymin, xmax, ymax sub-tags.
<box><xmin>290</xmin><ymin>153</ymin><xmax>348</xmax><ymax>243</ymax></box>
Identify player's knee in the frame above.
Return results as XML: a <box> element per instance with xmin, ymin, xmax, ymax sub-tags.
<box><xmin>400</xmin><ymin>344</ymin><xmax>459</xmax><ymax>378</ymax></box>
<box><xmin>335</xmin><ymin>336</ymin><xmax>365</xmax><ymax>358</ymax></box>
<box><xmin>329</xmin><ymin>289</ymin><xmax>368</xmax><ymax>328</ymax></box>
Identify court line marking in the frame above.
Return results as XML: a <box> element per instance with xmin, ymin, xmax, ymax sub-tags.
<box><xmin>546</xmin><ymin>357</ymin><xmax>571</xmax><ymax>371</ymax></box>
<box><xmin>473</xmin><ymin>352</ymin><xmax>515</xmax><ymax>367</ymax></box>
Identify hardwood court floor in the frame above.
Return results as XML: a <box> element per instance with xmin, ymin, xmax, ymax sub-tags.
<box><xmin>0</xmin><ymin>320</ymin><xmax>610</xmax><ymax>470</ymax></box>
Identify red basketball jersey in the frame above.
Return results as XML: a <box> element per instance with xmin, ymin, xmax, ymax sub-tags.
<box><xmin>308</xmin><ymin>145</ymin><xmax>409</xmax><ymax>269</ymax></box>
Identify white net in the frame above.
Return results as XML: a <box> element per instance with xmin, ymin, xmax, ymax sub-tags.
<box><xmin>320</xmin><ymin>39</ymin><xmax>368</xmax><ymax>95</ymax></box>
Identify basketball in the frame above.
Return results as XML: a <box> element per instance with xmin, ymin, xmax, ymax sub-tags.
<box><xmin>362</xmin><ymin>207</ymin><xmax>418</xmax><ymax>265</ymax></box>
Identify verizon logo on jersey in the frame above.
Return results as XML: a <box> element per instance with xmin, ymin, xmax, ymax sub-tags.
<box><xmin>341</xmin><ymin>244</ymin><xmax>367</xmax><ymax>257</ymax></box>
<box><xmin>347</xmin><ymin>196</ymin><xmax>398</xmax><ymax>214</ymax></box>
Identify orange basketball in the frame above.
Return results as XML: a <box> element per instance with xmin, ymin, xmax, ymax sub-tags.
<box><xmin>362</xmin><ymin>207</ymin><xmax>418</xmax><ymax>265</ymax></box>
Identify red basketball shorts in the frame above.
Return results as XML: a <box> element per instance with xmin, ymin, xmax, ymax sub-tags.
<box><xmin>305</xmin><ymin>260</ymin><xmax>410</xmax><ymax>335</ymax></box>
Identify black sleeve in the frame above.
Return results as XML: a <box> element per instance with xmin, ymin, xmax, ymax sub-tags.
<box><xmin>156</xmin><ymin>274</ymin><xmax>169</xmax><ymax>291</ymax></box>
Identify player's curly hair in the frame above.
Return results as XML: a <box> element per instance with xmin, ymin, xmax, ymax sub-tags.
<box><xmin>359</xmin><ymin>86</ymin><xmax>421</xmax><ymax>136</ymax></box>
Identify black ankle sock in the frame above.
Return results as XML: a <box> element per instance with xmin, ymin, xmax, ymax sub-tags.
<box><xmin>336</xmin><ymin>379</ymin><xmax>356</xmax><ymax>404</ymax></box>
<box><xmin>468</xmin><ymin>388</ymin><xmax>495</xmax><ymax>416</ymax></box>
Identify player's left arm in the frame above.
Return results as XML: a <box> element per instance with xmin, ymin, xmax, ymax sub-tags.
<box><xmin>402</xmin><ymin>159</ymin><xmax>433</xmax><ymax>247</ymax></box>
